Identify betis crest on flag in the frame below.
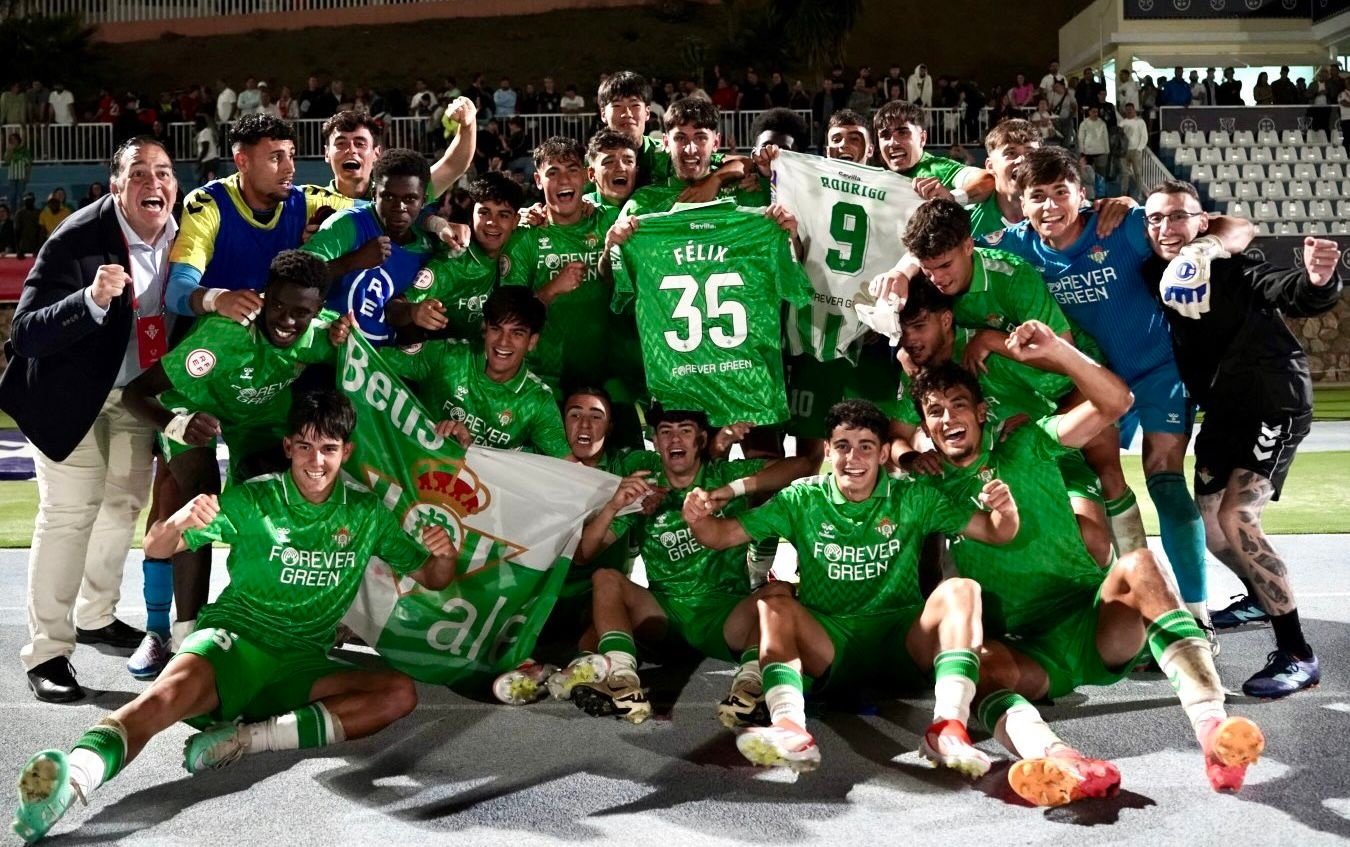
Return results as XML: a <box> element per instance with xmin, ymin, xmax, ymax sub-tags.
<box><xmin>335</xmin><ymin>334</ymin><xmax>619</xmax><ymax>690</ymax></box>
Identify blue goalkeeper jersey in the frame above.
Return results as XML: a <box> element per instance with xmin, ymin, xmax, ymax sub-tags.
<box><xmin>979</xmin><ymin>206</ymin><xmax>1174</xmax><ymax>384</ymax></box>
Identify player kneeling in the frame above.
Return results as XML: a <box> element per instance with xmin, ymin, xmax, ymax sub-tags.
<box><xmin>11</xmin><ymin>391</ymin><xmax>457</xmax><ymax>844</ymax></box>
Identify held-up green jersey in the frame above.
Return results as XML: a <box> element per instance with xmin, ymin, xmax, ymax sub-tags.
<box><xmin>183</xmin><ymin>472</ymin><xmax>428</xmax><ymax>653</ymax></box>
<box><xmin>613</xmin><ymin>201</ymin><xmax>813</xmax><ymax>426</ymax></box>
<box><xmin>619</xmin><ymin>174</ymin><xmax>771</xmax><ymax>218</ymax></box>
<box><xmin>500</xmin><ymin>207</ymin><xmax>624</xmax><ymax>391</ymax></box>
<box><xmin>610</xmin><ymin>454</ymin><xmax>766</xmax><ymax>599</ymax></box>
<box><xmin>928</xmin><ymin>419</ymin><xmax>1105</xmax><ymax>635</ymax></box>
<box><xmin>900</xmin><ymin>151</ymin><xmax>967</xmax><ymax>185</ymax></box>
<box><xmin>739</xmin><ymin>473</ymin><xmax>973</xmax><ymax>617</ymax></box>
<box><xmin>382</xmin><ymin>339</ymin><xmax>570</xmax><ymax>457</ymax></box>
<box><xmin>401</xmin><ymin>240</ymin><xmax>503</xmax><ymax>341</ymax></box>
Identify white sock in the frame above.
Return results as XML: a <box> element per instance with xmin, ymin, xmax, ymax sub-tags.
<box><xmin>66</xmin><ymin>748</ymin><xmax>107</xmax><ymax>797</ymax></box>
<box><xmin>734</xmin><ymin>658</ymin><xmax>763</xmax><ymax>688</ymax></box>
<box><xmin>1186</xmin><ymin>602</ymin><xmax>1212</xmax><ymax>628</ymax></box>
<box><xmin>932</xmin><ymin>675</ymin><xmax>977</xmax><ymax>725</ymax></box>
<box><xmin>1158</xmin><ymin>638</ymin><xmax>1227</xmax><ymax>732</ymax></box>
<box><xmin>995</xmin><ymin>703</ymin><xmax>1066</xmax><ymax>759</ymax></box>
<box><xmin>1109</xmin><ymin>503</ymin><xmax>1147</xmax><ymax>554</ymax></box>
<box><xmin>244</xmin><ymin>703</ymin><xmax>345</xmax><ymax>753</ymax></box>
<box><xmin>170</xmin><ymin>618</ymin><xmax>197</xmax><ymax>653</ymax></box>
<box><xmin>765</xmin><ymin>684</ymin><xmax>807</xmax><ymax>727</ymax></box>
<box><xmin>603</xmin><ymin>651</ymin><xmax>638</xmax><ymax>680</ymax></box>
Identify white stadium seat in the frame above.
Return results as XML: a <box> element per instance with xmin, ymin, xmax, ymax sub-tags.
<box><xmin>1293</xmin><ymin>162</ymin><xmax>1317</xmax><ymax>181</ymax></box>
<box><xmin>1227</xmin><ymin>200</ymin><xmax>1252</xmax><ymax>219</ymax></box>
<box><xmin>1283</xmin><ymin>200</ymin><xmax>1308</xmax><ymax>220</ymax></box>
<box><xmin>1316</xmin><ymin>180</ymin><xmax>1338</xmax><ymax>198</ymax></box>
<box><xmin>1191</xmin><ymin>164</ymin><xmax>1215</xmax><ymax>182</ymax></box>
<box><xmin>1277</xmin><ymin>221</ymin><xmax>1299</xmax><ymax>235</ymax></box>
<box><xmin>1160</xmin><ymin>131</ymin><xmax>1181</xmax><ymax>149</ymax></box>
<box><xmin>1241</xmin><ymin>164</ymin><xmax>1266</xmax><ymax>182</ymax></box>
<box><xmin>1309</xmin><ymin>199</ymin><xmax>1333</xmax><ymax>219</ymax></box>
<box><xmin>1281</xmin><ymin>129</ymin><xmax>1305</xmax><ymax>146</ymax></box>
<box><xmin>1253</xmin><ymin>200</ymin><xmax>1279</xmax><ymax>220</ymax></box>
<box><xmin>1201</xmin><ymin>147</ymin><xmax>1224</xmax><ymax>165</ymax></box>
<box><xmin>1233</xmin><ymin>130</ymin><xmax>1256</xmax><ymax>146</ymax></box>
<box><xmin>1209</xmin><ymin>181</ymin><xmax>1234</xmax><ymax>202</ymax></box>
<box><xmin>1336</xmin><ymin>199</ymin><xmax>1350</xmax><ymax>218</ymax></box>
<box><xmin>1258</xmin><ymin>130</ymin><xmax>1280</xmax><ymax>146</ymax></box>
<box><xmin>1209</xmin><ymin>130</ymin><xmax>1232</xmax><ymax>148</ymax></box>
<box><xmin>1326</xmin><ymin>145</ymin><xmax>1348</xmax><ymax>163</ymax></box>
<box><xmin>1251</xmin><ymin>146</ymin><xmax>1274</xmax><ymax>164</ymax></box>
<box><xmin>1289</xmin><ymin>180</ymin><xmax>1312</xmax><ymax>199</ymax></box>
<box><xmin>1335</xmin><ymin>220</ymin><xmax>1350</xmax><ymax>235</ymax></box>
<box><xmin>1269</xmin><ymin>163</ymin><xmax>1292</xmax><ymax>181</ymax></box>
<box><xmin>1301</xmin><ymin>146</ymin><xmax>1324</xmax><ymax>163</ymax></box>
<box><xmin>1174</xmin><ymin>147</ymin><xmax>1198</xmax><ymax>166</ymax></box>
<box><xmin>1308</xmin><ymin>129</ymin><xmax>1329</xmax><ymax>146</ymax></box>
<box><xmin>1261</xmin><ymin>180</ymin><xmax>1287</xmax><ymax>200</ymax></box>
<box><xmin>1216</xmin><ymin>164</ymin><xmax>1241</xmax><ymax>182</ymax></box>
<box><xmin>1224</xmin><ymin>146</ymin><xmax>1248</xmax><ymax>163</ymax></box>
<box><xmin>1320</xmin><ymin>162</ymin><xmax>1344</xmax><ymax>180</ymax></box>
<box><xmin>1236</xmin><ymin>181</ymin><xmax>1260</xmax><ymax>200</ymax></box>
<box><xmin>1276</xmin><ymin>146</ymin><xmax>1298</xmax><ymax>162</ymax></box>
<box><xmin>1305</xmin><ymin>221</ymin><xmax>1328</xmax><ymax>234</ymax></box>
<box><xmin>1185</xmin><ymin>130</ymin><xmax>1206</xmax><ymax>147</ymax></box>
<box><xmin>1256</xmin><ymin>222</ymin><xmax>1274</xmax><ymax>235</ymax></box>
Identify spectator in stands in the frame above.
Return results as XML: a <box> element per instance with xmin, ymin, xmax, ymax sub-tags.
<box><xmin>1339</xmin><ymin>84</ymin><xmax>1350</xmax><ymax>158</ymax></box>
<box><xmin>193</xmin><ymin>113</ymin><xmax>218</xmax><ymax>187</ymax></box>
<box><xmin>1253</xmin><ymin>71</ymin><xmax>1274</xmax><ymax>106</ymax></box>
<box><xmin>1186</xmin><ymin>70</ymin><xmax>1205</xmax><ymax>105</ymax></box>
<box><xmin>1296</xmin><ymin>76</ymin><xmax>1309</xmax><ymax>101</ymax></box>
<box><xmin>879</xmin><ymin>65</ymin><xmax>903</xmax><ymax>102</ymax></box>
<box><xmin>504</xmin><ymin>116</ymin><xmax>531</xmax><ymax>174</ymax></box>
<box><xmin>537</xmin><ymin>77</ymin><xmax>561</xmax><ymax>113</ymax></box>
<box><xmin>1138</xmin><ymin>75</ymin><xmax>1158</xmax><ymax>121</ymax></box>
<box><xmin>0</xmin><ymin>204</ymin><xmax>14</xmax><ymax>254</ymax></box>
<box><xmin>1307</xmin><ymin>64</ymin><xmax>1342</xmax><ymax>136</ymax></box>
<box><xmin>1118</xmin><ymin>102</ymin><xmax>1148</xmax><ymax>198</ymax></box>
<box><xmin>711</xmin><ymin>76</ymin><xmax>738</xmax><ymax>111</ymax></box>
<box><xmin>1006</xmin><ymin>73</ymin><xmax>1036</xmax><ymax>111</ymax></box>
<box><xmin>300</xmin><ymin>75</ymin><xmax>333</xmax><ymax>120</ymax></box>
<box><xmin>1160</xmin><ymin>68</ymin><xmax>1192</xmax><ymax>107</ymax></box>
<box><xmin>1093</xmin><ymin>89</ymin><xmax>1117</xmax><ymax>130</ymax></box>
<box><xmin>847</xmin><ymin>77</ymin><xmax>874</xmax><ymax>115</ymax></box>
<box><xmin>1216</xmin><ymin>67</ymin><xmax>1243</xmax><ymax>105</ymax></box>
<box><xmin>475</xmin><ymin>118</ymin><xmax>505</xmax><ymax>173</ymax></box>
<box><xmin>79</xmin><ymin>182</ymin><xmax>105</xmax><ymax>209</ymax></box>
<box><xmin>236</xmin><ymin>77</ymin><xmax>261</xmax><ymax>116</ymax></box>
<box><xmin>1039</xmin><ymin>59</ymin><xmax>1066</xmax><ymax>99</ymax></box>
<box><xmin>26</xmin><ymin>81</ymin><xmax>47</xmax><ymax>124</ymax></box>
<box><xmin>215</xmin><ymin>78</ymin><xmax>236</xmax><ymax>123</ymax></box>
<box><xmin>1199</xmin><ymin>68</ymin><xmax>1220</xmax><ymax>106</ymax></box>
<box><xmin>770</xmin><ymin>71</ymin><xmax>790</xmax><ymax>108</ymax></box>
<box><xmin>0</xmin><ymin>83</ymin><xmax>25</xmax><ymax>126</ymax></box>
<box><xmin>39</xmin><ymin>188</ymin><xmax>73</xmax><ymax>241</ymax></box>
<box><xmin>155</xmin><ymin>92</ymin><xmax>178</xmax><ymax>124</ymax></box>
<box><xmin>1075</xmin><ymin>68</ymin><xmax>1103</xmax><ymax>110</ymax></box>
<box><xmin>740</xmin><ymin>69</ymin><xmax>771</xmax><ymax>111</ymax></box>
<box><xmin>494</xmin><ymin>78</ymin><xmax>518</xmax><ymax>118</ymax></box>
<box><xmin>410</xmin><ymin>78</ymin><xmax>437</xmax><ymax>118</ymax></box>
<box><xmin>1030</xmin><ymin>96</ymin><xmax>1059</xmax><ymax>142</ymax></box>
<box><xmin>1271</xmin><ymin>66</ymin><xmax>1299</xmax><ymax>105</ymax></box>
<box><xmin>945</xmin><ymin>142</ymin><xmax>971</xmax><ymax>164</ymax></box>
<box><xmin>275</xmin><ymin>85</ymin><xmax>295</xmax><ymax>119</ymax></box>
<box><xmin>1117</xmin><ymin>69</ymin><xmax>1139</xmax><ymax>111</ymax></box>
<box><xmin>907</xmin><ymin>64</ymin><xmax>933</xmax><ymax>107</ymax></box>
<box><xmin>1049</xmin><ymin>79</ymin><xmax>1077</xmax><ymax>139</ymax></box>
<box><xmin>47</xmin><ymin>82</ymin><xmax>76</xmax><ymax>126</ymax></box>
<box><xmin>1078</xmin><ymin>105</ymin><xmax>1110</xmax><ymax>178</ymax></box>
<box><xmin>788</xmin><ymin>79</ymin><xmax>811</xmax><ymax>111</ymax></box>
<box><xmin>560</xmin><ymin>84</ymin><xmax>586</xmax><ymax>113</ymax></box>
<box><xmin>15</xmin><ymin>193</ymin><xmax>40</xmax><ymax>257</ymax></box>
<box><xmin>177</xmin><ymin>85</ymin><xmax>203</xmax><ymax>122</ymax></box>
<box><xmin>518</xmin><ymin>83</ymin><xmax>538</xmax><ymax>114</ymax></box>
<box><xmin>257</xmin><ymin>84</ymin><xmax>279</xmax><ymax>118</ymax></box>
<box><xmin>331</xmin><ymin>79</ymin><xmax>352</xmax><ymax>111</ymax></box>
<box><xmin>5</xmin><ymin>132</ymin><xmax>33</xmax><ymax>213</ymax></box>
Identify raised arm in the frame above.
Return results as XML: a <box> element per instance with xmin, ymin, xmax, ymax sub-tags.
<box><xmin>1002</xmin><ymin>320</ymin><xmax>1132</xmax><ymax>449</ymax></box>
<box><xmin>956</xmin><ymin>478</ymin><xmax>1019</xmax><ymax>545</ymax></box>
<box><xmin>682</xmin><ymin>489</ymin><xmax>753</xmax><ymax>551</ymax></box>
<box><xmin>404</xmin><ymin>525</ymin><xmax>461</xmax><ymax>590</ymax></box>
<box><xmin>577</xmin><ymin>471</ymin><xmax>657</xmax><ymax>564</ymax></box>
<box><xmin>429</xmin><ymin>97</ymin><xmax>478</xmax><ymax>200</ymax></box>
<box><xmin>144</xmin><ymin>493</ymin><xmax>219</xmax><ymax>558</ymax></box>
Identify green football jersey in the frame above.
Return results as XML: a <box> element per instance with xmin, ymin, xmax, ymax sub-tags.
<box><xmin>183</xmin><ymin>472</ymin><xmax>428</xmax><ymax>653</ymax></box>
<box><xmin>612</xmin><ymin>201</ymin><xmax>813</xmax><ymax>426</ymax></box>
<box><xmin>403</xmin><ymin>240</ymin><xmax>501</xmax><ymax>341</ymax></box>
<box><xmin>954</xmin><ymin>249</ymin><xmax>1072</xmax><ymax>336</ymax></box>
<box><xmin>160</xmin><ymin>314</ymin><xmax>335</xmax><ymax>431</ymax></box>
<box><xmin>900</xmin><ymin>151</ymin><xmax>966</xmax><ymax>185</ymax></box>
<box><xmin>967</xmin><ymin>195</ymin><xmax>1010</xmax><ymax>240</ymax></box>
<box><xmin>740</xmin><ymin>473</ymin><xmax>971</xmax><ymax>617</ymax></box>
<box><xmin>382</xmin><ymin>339</ymin><xmax>570</xmax><ymax>457</ymax></box>
<box><xmin>500</xmin><ymin>209</ymin><xmax>623</xmax><ymax>391</ymax></box>
<box><xmin>928</xmin><ymin>419</ymin><xmax>1105</xmax><ymax>635</ymax></box>
<box><xmin>611</xmin><ymin>453</ymin><xmax>767</xmax><ymax>599</ymax></box>
<box><xmin>619</xmin><ymin>173</ymin><xmax>771</xmax><ymax>218</ymax></box>
<box><xmin>889</xmin><ymin>328</ymin><xmax>1069</xmax><ymax>427</ymax></box>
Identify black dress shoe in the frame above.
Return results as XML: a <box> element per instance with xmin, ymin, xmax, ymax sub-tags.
<box><xmin>76</xmin><ymin>618</ymin><xmax>145</xmax><ymax>650</ymax></box>
<box><xmin>27</xmin><ymin>657</ymin><xmax>85</xmax><ymax>703</ymax></box>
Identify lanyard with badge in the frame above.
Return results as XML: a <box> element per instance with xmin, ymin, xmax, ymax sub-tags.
<box><xmin>116</xmin><ymin>231</ymin><xmax>169</xmax><ymax>368</ymax></box>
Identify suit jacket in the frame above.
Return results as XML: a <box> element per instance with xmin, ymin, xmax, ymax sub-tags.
<box><xmin>0</xmin><ymin>194</ymin><xmax>138</xmax><ymax>462</ymax></box>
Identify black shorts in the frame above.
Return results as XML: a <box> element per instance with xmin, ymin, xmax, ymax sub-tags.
<box><xmin>1193</xmin><ymin>408</ymin><xmax>1311</xmax><ymax>500</ymax></box>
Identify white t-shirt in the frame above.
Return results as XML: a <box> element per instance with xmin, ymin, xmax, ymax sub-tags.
<box><xmin>1117</xmin><ymin>80</ymin><xmax>1139</xmax><ymax>110</ymax></box>
<box><xmin>48</xmin><ymin>89</ymin><xmax>75</xmax><ymax>125</ymax></box>
<box><xmin>1039</xmin><ymin>73</ymin><xmax>1065</xmax><ymax>96</ymax></box>
<box><xmin>1338</xmin><ymin>89</ymin><xmax>1350</xmax><ymax>121</ymax></box>
<box><xmin>195</xmin><ymin>127</ymin><xmax>218</xmax><ymax>160</ymax></box>
<box><xmin>1119</xmin><ymin>116</ymin><xmax>1149</xmax><ymax>151</ymax></box>
<box><xmin>559</xmin><ymin>94</ymin><xmax>585</xmax><ymax>113</ymax></box>
<box><xmin>216</xmin><ymin>87</ymin><xmax>237</xmax><ymax>122</ymax></box>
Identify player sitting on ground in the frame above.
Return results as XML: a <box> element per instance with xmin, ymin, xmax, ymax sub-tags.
<box><xmin>551</xmin><ymin>408</ymin><xmax>821</xmax><ymax>724</ymax></box>
<box><xmin>684</xmin><ymin>400</ymin><xmax>1019</xmax><ymax>774</ymax></box>
<box><xmin>873</xmin><ymin>100</ymin><xmax>994</xmax><ymax>205</ymax></box>
<box><xmin>335</xmin><ymin>286</ymin><xmax>569</xmax><ymax>457</ymax></box>
<box><xmin>889</xmin><ymin>278</ymin><xmax>1111</xmax><ymax>564</ymax></box>
<box><xmin>911</xmin><ymin>328</ymin><xmax>1264</xmax><ymax>804</ymax></box>
<box><xmin>167</xmin><ymin>113</ymin><xmax>353</xmax><ymax>322</ymax></box>
<box><xmin>388</xmin><ymin>172</ymin><xmax>525</xmax><ymax>343</ymax></box>
<box><xmin>11</xmin><ymin>390</ymin><xmax>457</xmax><ymax>845</ymax></box>
<box><xmin>1144</xmin><ymin>180</ymin><xmax>1343</xmax><ymax>697</ymax></box>
<box><xmin>123</xmin><ymin>249</ymin><xmax>337</xmax><ymax>652</ymax></box>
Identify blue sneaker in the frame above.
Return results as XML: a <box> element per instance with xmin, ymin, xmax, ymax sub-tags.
<box><xmin>126</xmin><ymin>632</ymin><xmax>170</xmax><ymax>680</ymax></box>
<box><xmin>1211</xmin><ymin>594</ymin><xmax>1269</xmax><ymax>629</ymax></box>
<box><xmin>1242</xmin><ymin>649</ymin><xmax>1320</xmax><ymax>699</ymax></box>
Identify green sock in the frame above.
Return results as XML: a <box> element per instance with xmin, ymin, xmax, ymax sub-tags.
<box><xmin>977</xmin><ymin>689</ymin><xmax>1062</xmax><ymax>759</ymax></box>
<box><xmin>68</xmin><ymin>718</ymin><xmax>129</xmax><ymax>796</ymax></box>
<box><xmin>1148</xmin><ymin>609</ymin><xmax>1226</xmax><ymax>731</ymax></box>
<box><xmin>762</xmin><ymin>661</ymin><xmax>806</xmax><ymax>725</ymax></box>
<box><xmin>598</xmin><ymin>630</ymin><xmax>638</xmax><ymax>677</ymax></box>
<box><xmin>933</xmin><ymin>649</ymin><xmax>980</xmax><ymax>724</ymax></box>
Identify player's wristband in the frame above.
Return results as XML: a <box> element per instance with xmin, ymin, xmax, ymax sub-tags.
<box><xmin>201</xmin><ymin>288</ymin><xmax>224</xmax><ymax>313</ymax></box>
<box><xmin>164</xmin><ymin>413</ymin><xmax>194</xmax><ymax>446</ymax></box>
<box><xmin>951</xmin><ymin>188</ymin><xmax>970</xmax><ymax>206</ymax></box>
<box><xmin>728</xmin><ymin>478</ymin><xmax>749</xmax><ymax>498</ymax></box>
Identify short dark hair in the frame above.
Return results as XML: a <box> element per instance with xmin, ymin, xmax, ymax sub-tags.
<box><xmin>587</xmin><ymin>128</ymin><xmax>640</xmax><ymax>161</ymax></box>
<box><xmin>910</xmin><ymin>361</ymin><xmax>984</xmax><ymax>423</ymax></box>
<box><xmin>266</xmin><ymin>249</ymin><xmax>331</xmax><ymax>301</ymax></box>
<box><xmin>370</xmin><ymin>147</ymin><xmax>430</xmax><ymax>190</ymax></box>
<box><xmin>597</xmin><ymin>71</ymin><xmax>651</xmax><ymax>109</ymax></box>
<box><xmin>1013</xmin><ymin>146</ymin><xmax>1080</xmax><ymax>192</ymax></box>
<box><xmin>824</xmin><ymin>400</ymin><xmax>890</xmax><ymax>443</ymax></box>
<box><xmin>873</xmin><ymin>100</ymin><xmax>924</xmax><ymax>136</ymax></box>
<box><xmin>322</xmin><ymin>110</ymin><xmax>382</xmax><ymax>146</ymax></box>
<box><xmin>898</xmin><ymin>276</ymin><xmax>955</xmax><ymax>324</ymax></box>
<box><xmin>750</xmin><ymin>107</ymin><xmax>809</xmax><ymax>152</ymax></box>
<box><xmin>229</xmin><ymin>113</ymin><xmax>296</xmax><ymax>150</ymax></box>
<box><xmin>827</xmin><ymin>109</ymin><xmax>869</xmax><ymax>130</ymax></box>
<box><xmin>288</xmin><ymin>390</ymin><xmax>356</xmax><ymax>442</ymax></box>
<box><xmin>984</xmin><ymin>118</ymin><xmax>1040</xmax><ymax>153</ymax></box>
<box><xmin>468</xmin><ymin>171</ymin><xmax>525</xmax><ymax>211</ymax></box>
<box><xmin>564</xmin><ymin>385</ymin><xmax>615</xmax><ymax>419</ymax></box>
<box><xmin>1147</xmin><ymin>178</ymin><xmax>1201</xmax><ymax>202</ymax></box>
<box><xmin>533</xmin><ymin>135</ymin><xmax>586</xmax><ymax>170</ymax></box>
<box><xmin>483</xmin><ymin>285</ymin><xmax>546</xmax><ymax>335</ymax></box>
<box><xmin>649</xmin><ymin>405</ymin><xmax>710</xmax><ymax>431</ymax></box>
<box><xmin>901</xmin><ymin>199</ymin><xmax>972</xmax><ymax>260</ymax></box>
<box><xmin>109</xmin><ymin>136</ymin><xmax>171</xmax><ymax>179</ymax></box>
<box><xmin>664</xmin><ymin>97</ymin><xmax>720</xmax><ymax>132</ymax></box>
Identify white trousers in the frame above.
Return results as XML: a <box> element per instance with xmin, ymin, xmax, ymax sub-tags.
<box><xmin>21</xmin><ymin>389</ymin><xmax>153</xmax><ymax>670</ymax></box>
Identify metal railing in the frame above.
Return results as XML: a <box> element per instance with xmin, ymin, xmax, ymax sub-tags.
<box><xmin>1</xmin><ymin>122</ymin><xmax>114</xmax><ymax>163</ymax></box>
<box><xmin>10</xmin><ymin>0</ymin><xmax>441</xmax><ymax>23</ymax></box>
